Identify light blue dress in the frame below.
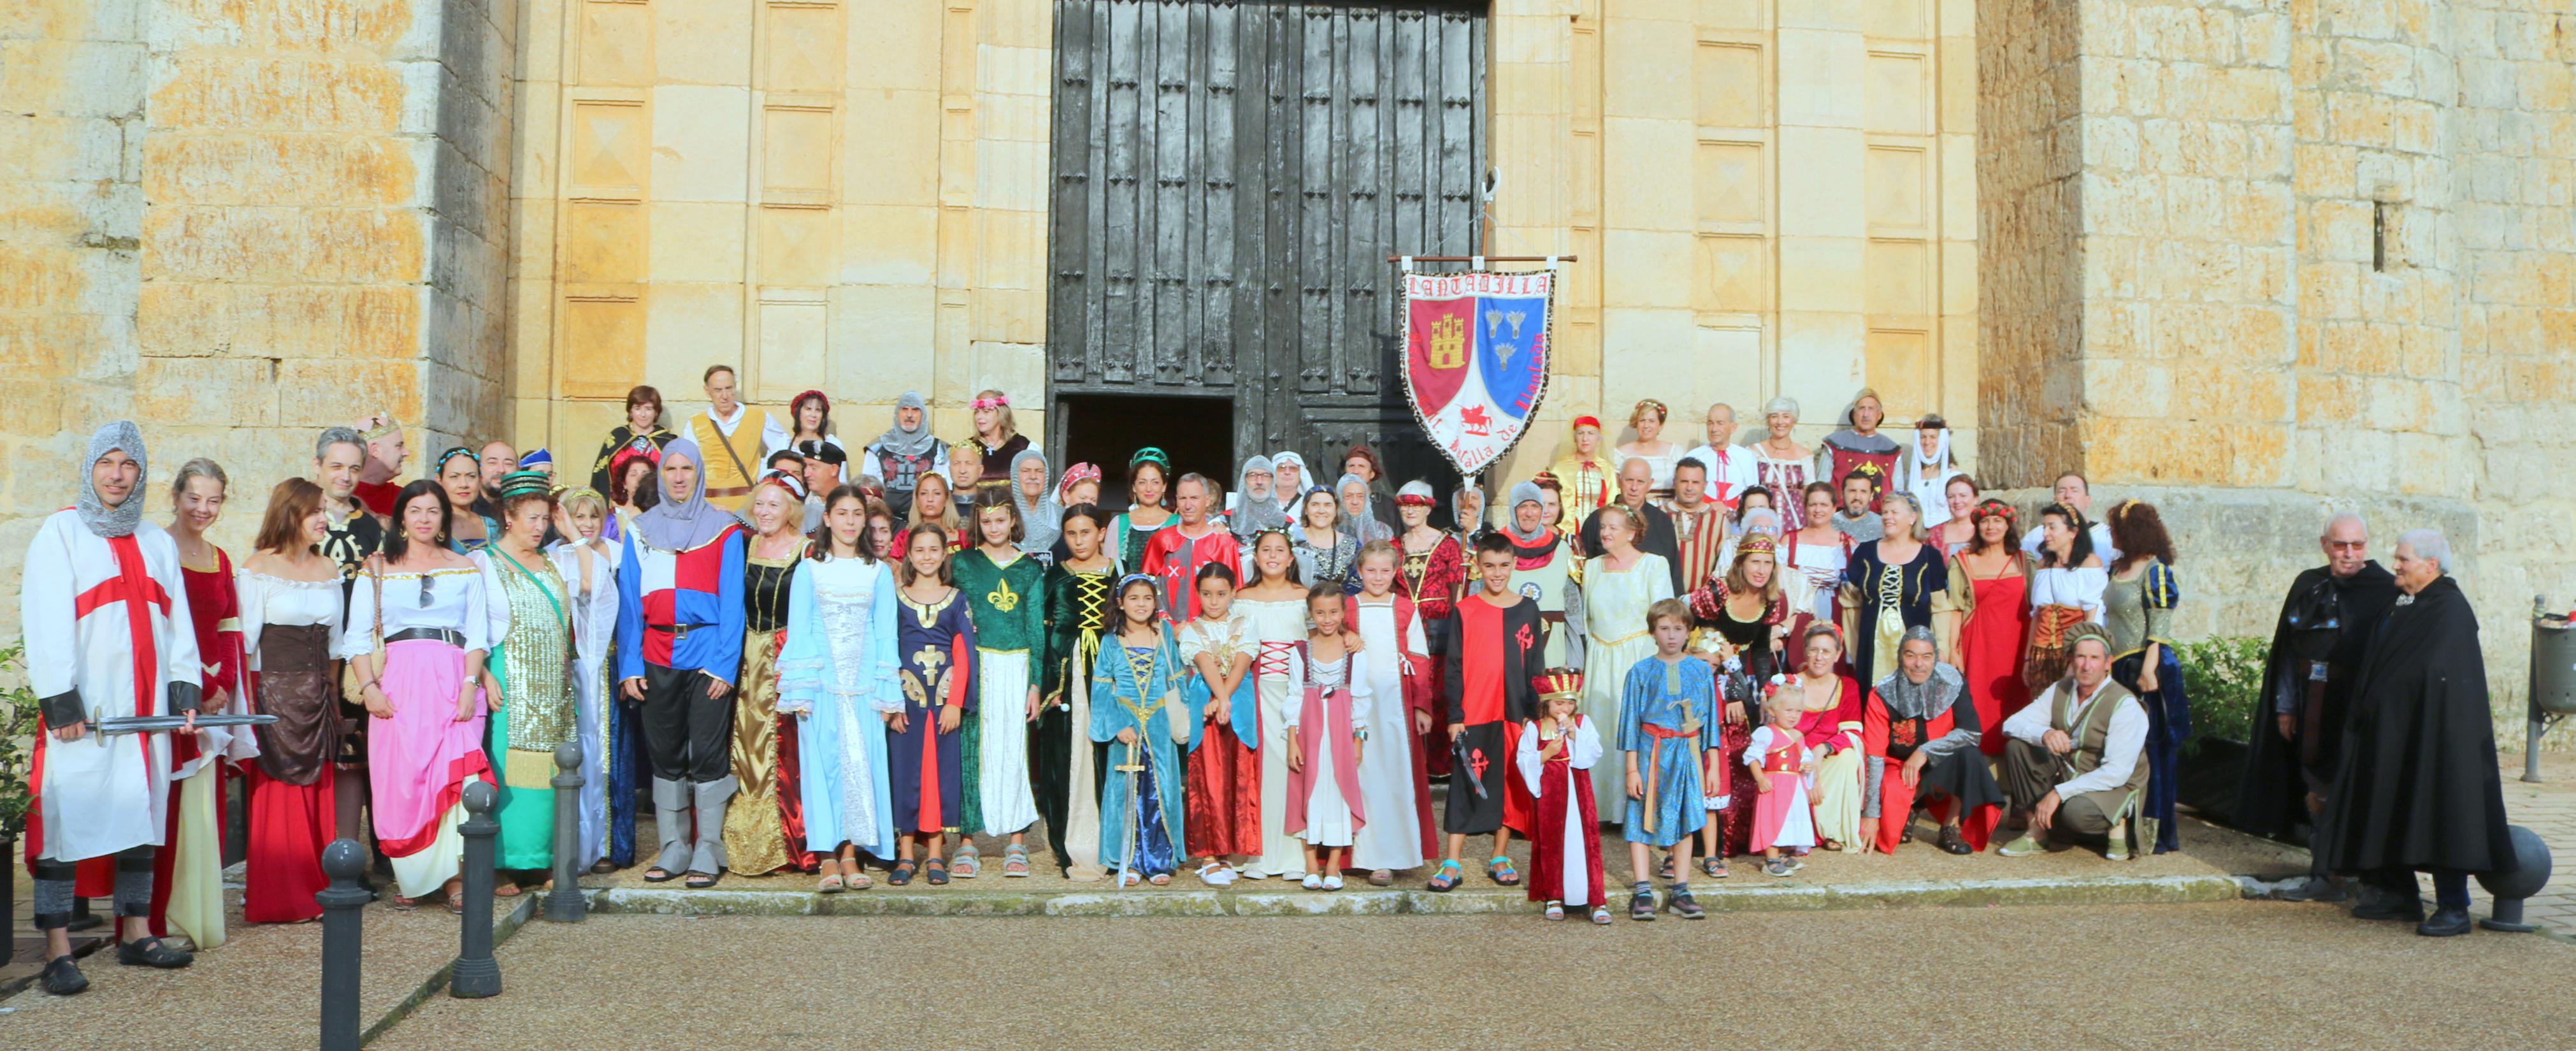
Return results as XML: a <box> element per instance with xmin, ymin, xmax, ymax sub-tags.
<box><xmin>777</xmin><ymin>555</ymin><xmax>899</xmax><ymax>856</ymax></box>
<box><xmin>1093</xmin><ymin>630</ymin><xmax>1186</xmax><ymax>878</ymax></box>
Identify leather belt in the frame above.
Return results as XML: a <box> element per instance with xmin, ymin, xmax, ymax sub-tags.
<box><xmin>650</xmin><ymin>623</ymin><xmax>697</xmax><ymax>640</ymax></box>
<box><xmin>386</xmin><ymin>627</ymin><xmax>465</xmax><ymax>647</ymax></box>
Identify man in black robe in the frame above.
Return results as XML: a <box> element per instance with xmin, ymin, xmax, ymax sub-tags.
<box><xmin>1578</xmin><ymin>458</ymin><xmax>1682</xmax><ymax>591</ymax></box>
<box><xmin>2322</xmin><ymin>528</ymin><xmax>2515</xmax><ymax>937</ymax></box>
<box><xmin>2236</xmin><ymin>512</ymin><xmax>2396</xmax><ymax>901</ymax></box>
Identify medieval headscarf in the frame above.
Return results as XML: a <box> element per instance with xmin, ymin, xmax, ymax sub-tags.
<box><xmin>1232</xmin><ymin>454</ymin><xmax>1288</xmax><ymax>538</ymax></box>
<box><xmin>1874</xmin><ymin>625</ymin><xmax>1964</xmax><ymax>720</ymax></box>
<box><xmin>77</xmin><ymin>420</ymin><xmax>148</xmax><ymax>538</ymax></box>
<box><xmin>1011</xmin><ymin>447</ymin><xmax>1062</xmax><ymax>554</ymax></box>
<box><xmin>1335</xmin><ymin>473</ymin><xmax>1393</xmax><ymax>545</ymax></box>
<box><xmin>872</xmin><ymin>390</ymin><xmax>937</xmax><ymax>459</ymax></box>
<box><xmin>1503</xmin><ymin>479</ymin><xmax>1551</xmax><ymax>545</ymax></box>
<box><xmin>630</xmin><ymin>439</ymin><xmax>736</xmax><ymax>550</ymax></box>
<box><xmin>517</xmin><ymin>448</ymin><xmax>554</xmax><ymax>470</ymax></box>
<box><xmin>1270</xmin><ymin>451</ymin><xmax>1313</xmax><ymax>499</ymax></box>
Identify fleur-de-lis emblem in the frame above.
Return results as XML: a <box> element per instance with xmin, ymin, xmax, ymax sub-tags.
<box><xmin>988</xmin><ymin>576</ymin><xmax>1021</xmax><ymax>612</ymax></box>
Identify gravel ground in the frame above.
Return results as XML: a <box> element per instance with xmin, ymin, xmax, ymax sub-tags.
<box><xmin>375</xmin><ymin>901</ymin><xmax>2576</xmax><ymax>1049</ymax></box>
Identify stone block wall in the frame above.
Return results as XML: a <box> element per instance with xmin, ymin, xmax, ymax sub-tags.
<box><xmin>0</xmin><ymin>0</ymin><xmax>514</xmax><ymax>644</ymax></box>
<box><xmin>506</xmin><ymin>0</ymin><xmax>1052</xmax><ymax>467</ymax></box>
<box><xmin>1978</xmin><ymin>0</ymin><xmax>2574</xmax><ymax>748</ymax></box>
<box><xmin>1490</xmin><ymin>0</ymin><xmax>1983</xmax><ymax>486</ymax></box>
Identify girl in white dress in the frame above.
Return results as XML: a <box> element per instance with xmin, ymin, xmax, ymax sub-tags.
<box><xmin>1290</xmin><ymin>587</ymin><xmax>1372</xmax><ymax>890</ymax></box>
<box><xmin>778</xmin><ymin>486</ymin><xmax>899</xmax><ymax>892</ymax></box>
<box><xmin>1348</xmin><ymin>543</ymin><xmax>1430</xmax><ymax>880</ymax></box>
<box><xmin>1232</xmin><ymin>531</ymin><xmax>1314</xmax><ymax>880</ymax></box>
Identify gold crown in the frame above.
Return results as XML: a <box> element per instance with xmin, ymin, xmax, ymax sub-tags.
<box><xmin>1534</xmin><ymin>669</ymin><xmax>1585</xmax><ymax>701</ymax></box>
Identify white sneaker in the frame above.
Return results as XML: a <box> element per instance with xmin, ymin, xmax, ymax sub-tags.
<box><xmin>1321</xmin><ymin>874</ymin><xmax>1344</xmax><ymax>891</ymax></box>
<box><xmin>1301</xmin><ymin>874</ymin><xmax>1325</xmax><ymax>890</ymax></box>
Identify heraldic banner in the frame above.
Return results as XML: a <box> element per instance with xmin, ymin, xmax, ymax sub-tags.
<box><xmin>1399</xmin><ymin>269</ymin><xmax>1554</xmax><ymax>477</ymax></box>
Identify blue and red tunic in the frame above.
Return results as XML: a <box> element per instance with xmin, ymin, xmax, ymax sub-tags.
<box><xmin>615</xmin><ymin>525</ymin><xmax>748</xmax><ymax>684</ymax></box>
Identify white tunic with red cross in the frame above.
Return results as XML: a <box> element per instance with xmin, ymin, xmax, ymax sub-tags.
<box><xmin>19</xmin><ymin>510</ymin><xmax>200</xmax><ymax>865</ymax></box>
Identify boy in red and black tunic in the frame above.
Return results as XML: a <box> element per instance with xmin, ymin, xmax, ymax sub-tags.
<box><xmin>1430</xmin><ymin>532</ymin><xmax>1548</xmax><ymax>892</ymax></box>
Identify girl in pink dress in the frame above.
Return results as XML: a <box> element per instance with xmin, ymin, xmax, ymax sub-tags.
<box><xmin>1745</xmin><ymin>695</ymin><xmax>1817</xmax><ymax>877</ymax></box>
<box><xmin>1288</xmin><ymin>584</ymin><xmax>1370</xmax><ymax>890</ymax></box>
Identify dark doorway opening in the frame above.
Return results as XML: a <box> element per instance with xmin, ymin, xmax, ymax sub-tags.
<box><xmin>1052</xmin><ymin>393</ymin><xmax>1237</xmax><ymax>511</ymax></box>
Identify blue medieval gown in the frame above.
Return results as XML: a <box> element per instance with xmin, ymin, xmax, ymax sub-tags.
<box><xmin>1093</xmin><ymin>629</ymin><xmax>1187</xmax><ymax>879</ymax></box>
<box><xmin>889</xmin><ymin>589</ymin><xmax>977</xmax><ymax>836</ymax></box>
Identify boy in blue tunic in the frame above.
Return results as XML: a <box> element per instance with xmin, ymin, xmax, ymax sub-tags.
<box><xmin>1620</xmin><ymin>598</ymin><xmax>1720</xmax><ymax>921</ymax></box>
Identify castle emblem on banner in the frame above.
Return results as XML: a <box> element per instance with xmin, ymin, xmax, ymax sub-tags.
<box><xmin>1400</xmin><ymin>269</ymin><xmax>1555</xmax><ymax>476</ymax></box>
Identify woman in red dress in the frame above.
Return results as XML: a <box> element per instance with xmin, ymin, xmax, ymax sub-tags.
<box><xmin>238</xmin><ymin>479</ymin><xmax>349</xmax><ymax>922</ymax></box>
<box><xmin>164</xmin><ymin>459</ymin><xmax>252</xmax><ymax>946</ymax></box>
<box><xmin>1941</xmin><ymin>498</ymin><xmax>2033</xmax><ymax>755</ymax></box>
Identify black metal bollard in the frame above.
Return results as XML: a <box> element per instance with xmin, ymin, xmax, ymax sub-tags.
<box><xmin>546</xmin><ymin>741</ymin><xmax>587</xmax><ymax>923</ymax></box>
<box><xmin>318</xmin><ymin>839</ymin><xmax>370</xmax><ymax>1051</ymax></box>
<box><xmin>2477</xmin><ymin>825</ymin><xmax>2556</xmax><ymax>932</ymax></box>
<box><xmin>450</xmin><ymin>781</ymin><xmax>501</xmax><ymax>998</ymax></box>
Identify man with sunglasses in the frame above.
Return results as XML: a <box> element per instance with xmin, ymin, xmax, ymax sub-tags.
<box><xmin>2236</xmin><ymin>512</ymin><xmax>2396</xmax><ymax>903</ymax></box>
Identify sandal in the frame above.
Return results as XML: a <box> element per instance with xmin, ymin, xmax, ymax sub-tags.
<box><xmin>1658</xmin><ymin>855</ymin><xmax>1676</xmax><ymax>882</ymax></box>
<box><xmin>1301</xmin><ymin>874</ymin><xmax>1325</xmax><ymax>891</ymax></box>
<box><xmin>1195</xmin><ymin>860</ymin><xmax>1236</xmax><ymax>887</ymax></box>
<box><xmin>1591</xmin><ymin>906</ymin><xmax>1613</xmax><ymax>925</ymax></box>
<box><xmin>1938</xmin><ymin>825</ymin><xmax>1973</xmax><ymax>855</ymax></box>
<box><xmin>685</xmin><ymin>870</ymin><xmax>721</xmax><ymax>890</ymax></box>
<box><xmin>642</xmin><ymin>866</ymin><xmax>680</xmax><ymax>883</ymax></box>
<box><xmin>846</xmin><ymin>871</ymin><xmax>874</xmax><ymax>890</ymax></box>
<box><xmin>1367</xmin><ymin>869</ymin><xmax>1393</xmax><ymax>887</ymax></box>
<box><xmin>1704</xmin><ymin>857</ymin><xmax>1729</xmax><ymax>879</ymax></box>
<box><xmin>1427</xmin><ymin>859</ymin><xmax>1463</xmax><ymax>892</ymax></box>
<box><xmin>493</xmin><ymin>881</ymin><xmax>523</xmax><ymax>897</ymax></box>
<box><xmin>1120</xmin><ymin>871</ymin><xmax>1144</xmax><ymax>888</ymax></box>
<box><xmin>591</xmin><ymin>860</ymin><xmax>619</xmax><ymax>875</ymax></box>
<box><xmin>1544</xmin><ymin>901</ymin><xmax>1566</xmax><ymax>921</ymax></box>
<box><xmin>888</xmin><ymin>860</ymin><xmax>917</xmax><ymax>887</ymax></box>
<box><xmin>817</xmin><ymin>874</ymin><xmax>845</xmax><ymax>894</ymax></box>
<box><xmin>950</xmin><ymin>851</ymin><xmax>981</xmax><ymax>880</ymax></box>
<box><xmin>1148</xmin><ymin>872</ymin><xmax>1171</xmax><ymax>886</ymax></box>
<box><xmin>385</xmin><ymin>893</ymin><xmax>420</xmax><ymax>911</ymax></box>
<box><xmin>444</xmin><ymin>884</ymin><xmax>466</xmax><ymax>915</ymax></box>
<box><xmin>1486</xmin><ymin>855</ymin><xmax>1520</xmax><ymax>887</ymax></box>
<box><xmin>1002</xmin><ymin>844</ymin><xmax>1031</xmax><ymax>878</ymax></box>
<box><xmin>925</xmin><ymin>859</ymin><xmax>949</xmax><ymax>885</ymax></box>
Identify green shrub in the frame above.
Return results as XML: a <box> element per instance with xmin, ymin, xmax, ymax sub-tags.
<box><xmin>1</xmin><ymin>642</ymin><xmax>37</xmax><ymax>841</ymax></box>
<box><xmin>2175</xmin><ymin>635</ymin><xmax>2268</xmax><ymax>751</ymax></box>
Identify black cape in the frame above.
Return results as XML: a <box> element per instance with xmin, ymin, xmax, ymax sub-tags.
<box><xmin>2234</xmin><ymin>561</ymin><xmax>2396</xmax><ymax>838</ymax></box>
<box><xmin>2321</xmin><ymin>575</ymin><xmax>2515</xmax><ymax>874</ymax></box>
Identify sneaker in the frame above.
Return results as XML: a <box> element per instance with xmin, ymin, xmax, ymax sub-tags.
<box><xmin>117</xmin><ymin>936</ymin><xmax>195</xmax><ymax>969</ymax></box>
<box><xmin>39</xmin><ymin>956</ymin><xmax>89</xmax><ymax>996</ymax></box>
<box><xmin>2105</xmin><ymin>841</ymin><xmax>2131</xmax><ymax>862</ymax></box>
<box><xmin>2416</xmin><ymin>908</ymin><xmax>2473</xmax><ymax>938</ymax></box>
<box><xmin>1666</xmin><ymin>889</ymin><xmax>1706</xmax><ymax>920</ymax></box>
<box><xmin>1996</xmin><ymin>835</ymin><xmax>2046</xmax><ymax>857</ymax></box>
<box><xmin>1628</xmin><ymin>889</ymin><xmax>1658</xmax><ymax>921</ymax></box>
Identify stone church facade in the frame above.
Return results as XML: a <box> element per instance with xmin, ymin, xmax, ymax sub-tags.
<box><xmin>3</xmin><ymin>0</ymin><xmax>2570</xmax><ymax>742</ymax></box>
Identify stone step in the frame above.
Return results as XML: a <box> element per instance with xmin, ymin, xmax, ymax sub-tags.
<box><xmin>579</xmin><ymin>873</ymin><xmax>2243</xmax><ymax>918</ymax></box>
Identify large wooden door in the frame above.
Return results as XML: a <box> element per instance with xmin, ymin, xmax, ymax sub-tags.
<box><xmin>1046</xmin><ymin>0</ymin><xmax>1487</xmax><ymax>489</ymax></box>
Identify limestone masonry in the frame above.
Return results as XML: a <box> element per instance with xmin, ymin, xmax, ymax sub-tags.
<box><xmin>3</xmin><ymin>0</ymin><xmax>2569</xmax><ymax>746</ymax></box>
